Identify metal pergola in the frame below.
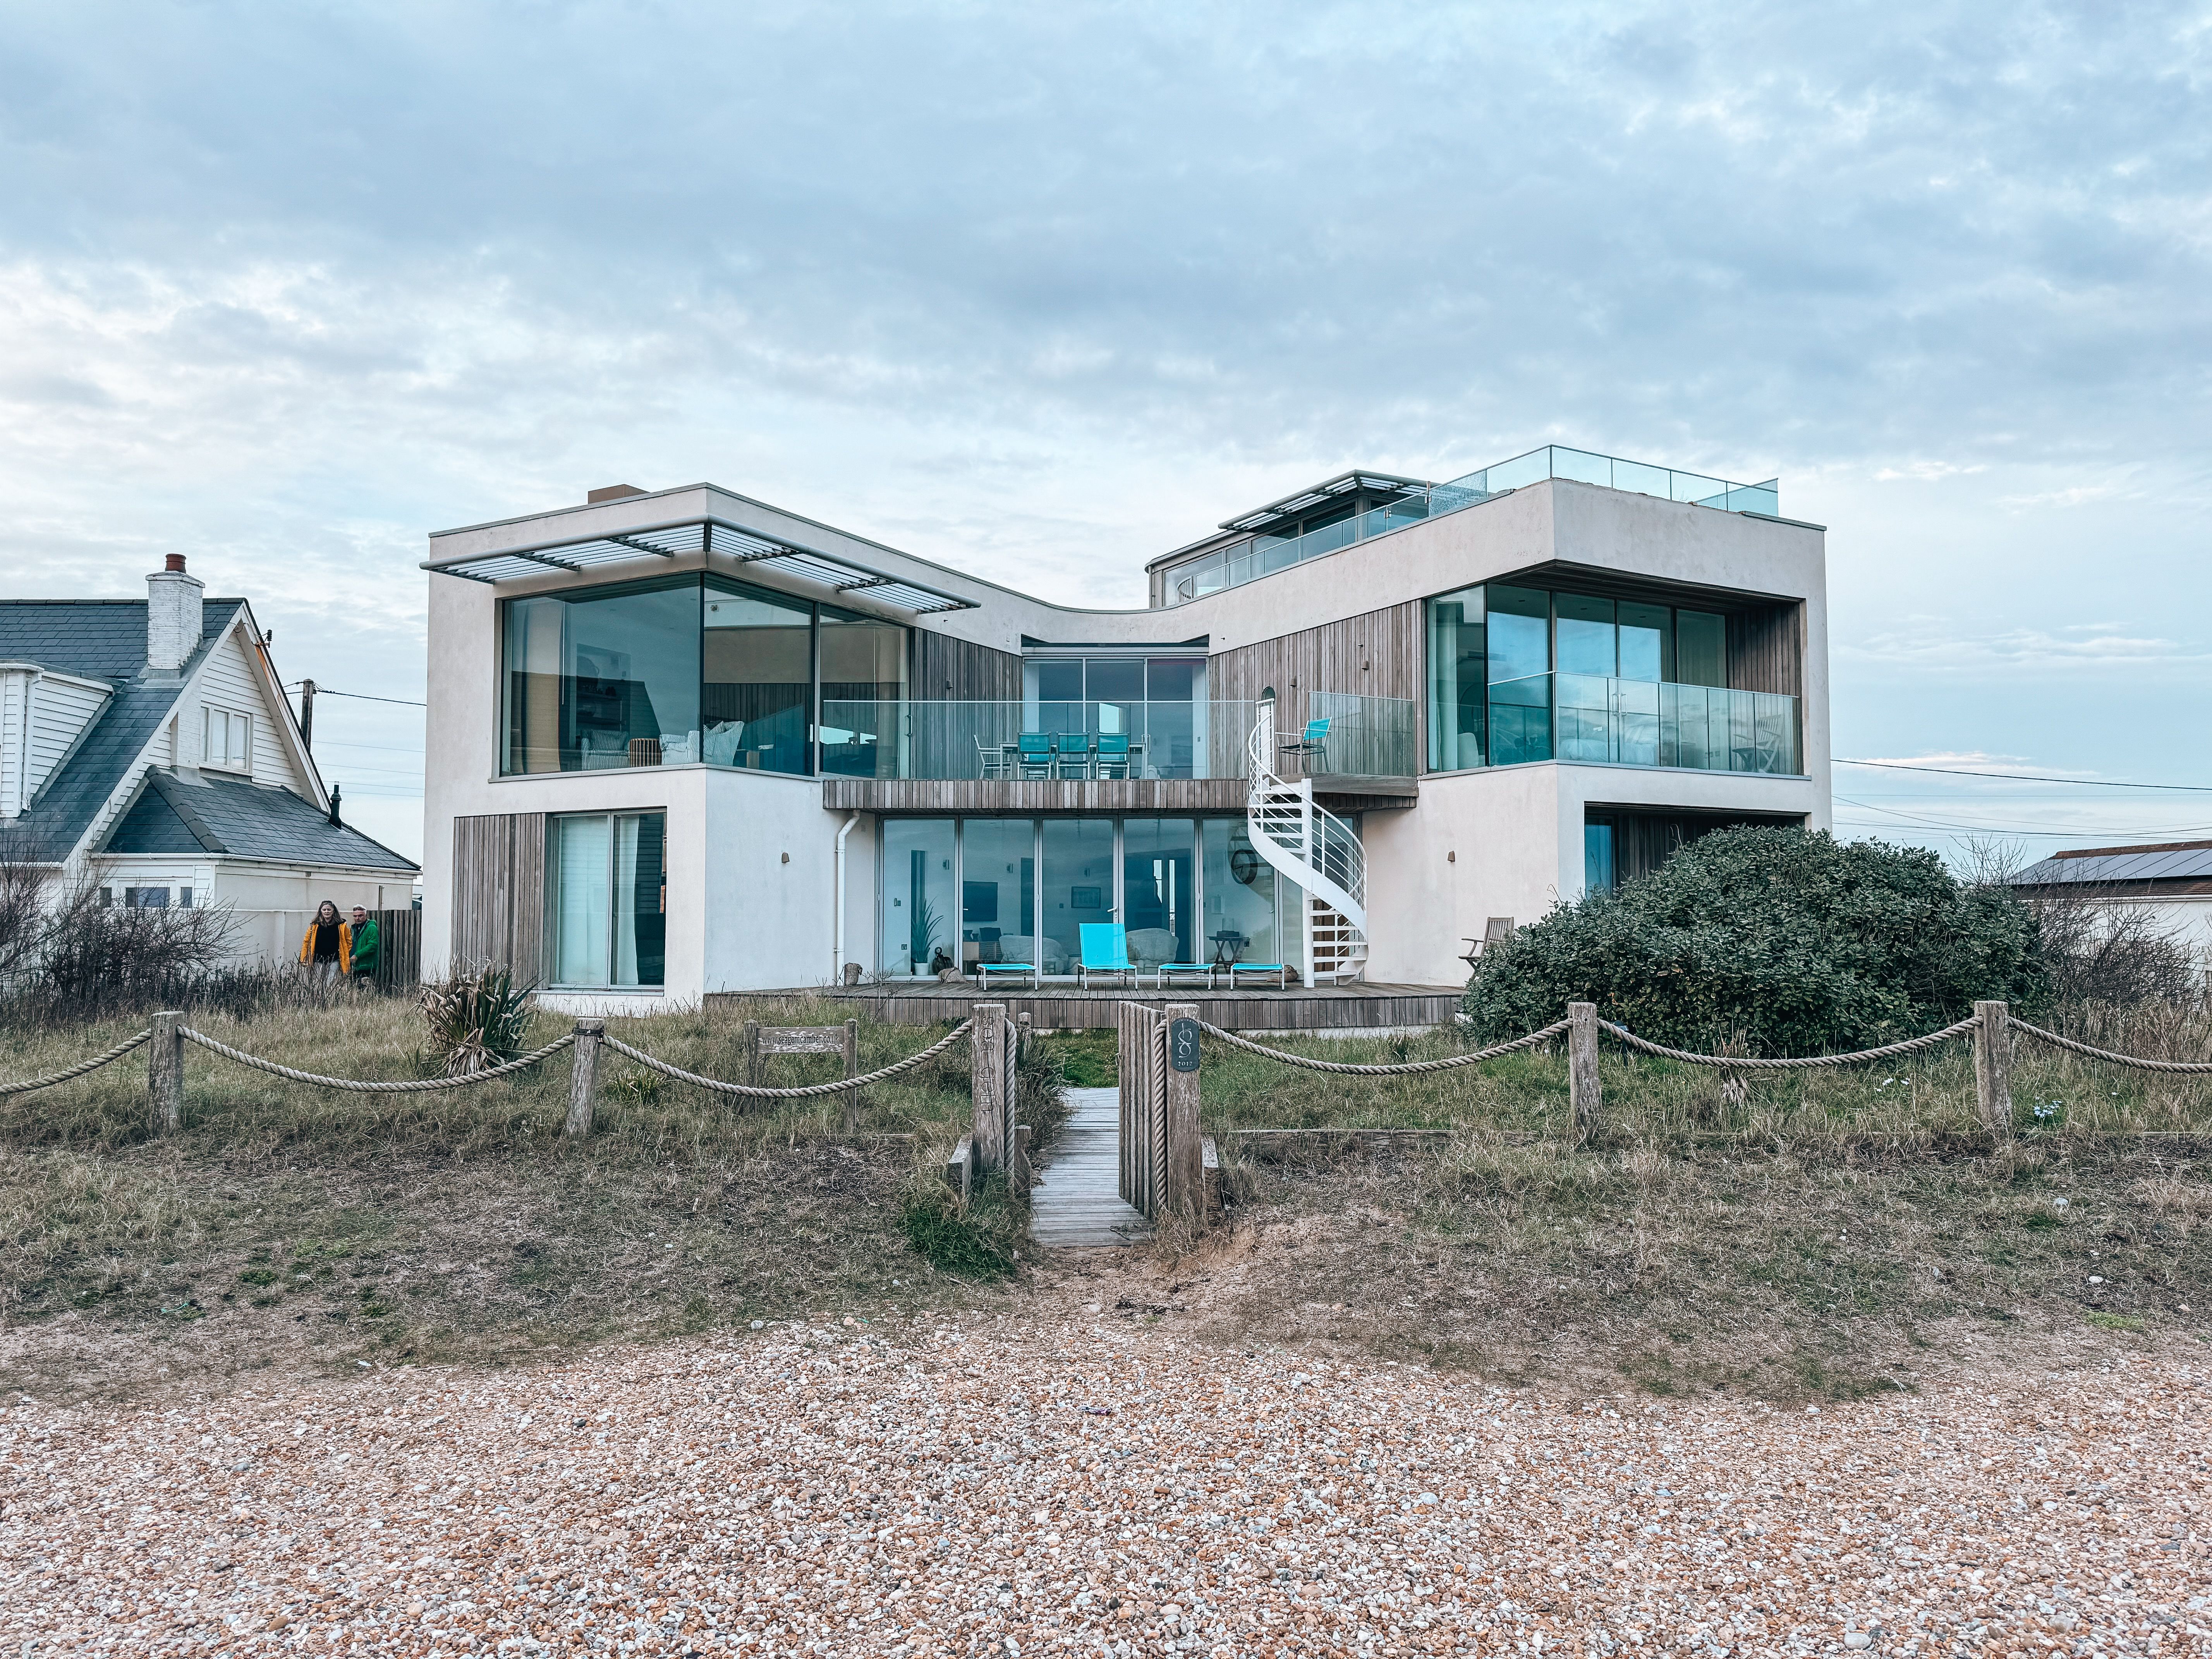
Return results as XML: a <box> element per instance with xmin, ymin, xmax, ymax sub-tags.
<box><xmin>420</xmin><ymin>516</ymin><xmax>979</xmax><ymax>614</ymax></box>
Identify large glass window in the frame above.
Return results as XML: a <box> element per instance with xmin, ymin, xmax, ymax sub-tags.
<box><xmin>551</xmin><ymin>811</ymin><xmax>665</xmax><ymax>988</ymax></box>
<box><xmin>1024</xmin><ymin>655</ymin><xmax>1208</xmax><ymax>779</ymax></box>
<box><xmin>502</xmin><ymin>574</ymin><xmax>907</xmax><ymax>776</ymax></box>
<box><xmin>961</xmin><ymin>819</ymin><xmax>1037</xmax><ymax>971</ymax></box>
<box><xmin>879</xmin><ymin>819</ymin><xmax>953</xmax><ymax>977</ymax></box>
<box><xmin>1202</xmin><ymin>818</ymin><xmax>1281</xmax><ymax>969</ymax></box>
<box><xmin>1425</xmin><ymin>584</ymin><xmax>1485</xmax><ymax>772</ymax></box>
<box><xmin>1122</xmin><ymin>819</ymin><xmax>1195</xmax><ymax>968</ymax></box>
<box><xmin>503</xmin><ymin>577</ymin><xmax>702</xmax><ymax>774</ymax></box>
<box><xmin>702</xmin><ymin>579</ymin><xmax>812</xmax><ymax>775</ymax></box>
<box><xmin>1676</xmin><ymin>610</ymin><xmax>1726</xmax><ymax>688</ymax></box>
<box><xmin>1487</xmin><ymin>585</ymin><xmax>1554</xmax><ymax>766</ymax></box>
<box><xmin>1042</xmin><ymin>819</ymin><xmax>1115</xmax><ymax>971</ymax></box>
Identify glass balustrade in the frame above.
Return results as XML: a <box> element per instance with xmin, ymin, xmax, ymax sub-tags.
<box><xmin>1301</xmin><ymin>692</ymin><xmax>1420</xmax><ymax>779</ymax></box>
<box><xmin>818</xmin><ymin>700</ymin><xmax>1260</xmax><ymax>781</ymax></box>
<box><xmin>1482</xmin><ymin>675</ymin><xmax>1800</xmax><ymax>775</ymax></box>
<box><xmin>1169</xmin><ymin>444</ymin><xmax>1782</xmax><ymax>605</ymax></box>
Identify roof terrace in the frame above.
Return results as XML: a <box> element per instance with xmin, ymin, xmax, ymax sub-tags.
<box><xmin>1154</xmin><ymin>444</ymin><xmax>1781</xmax><ymax>607</ymax></box>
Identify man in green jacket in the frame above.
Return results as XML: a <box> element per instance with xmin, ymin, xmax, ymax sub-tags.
<box><xmin>348</xmin><ymin>906</ymin><xmax>381</xmax><ymax>987</ymax></box>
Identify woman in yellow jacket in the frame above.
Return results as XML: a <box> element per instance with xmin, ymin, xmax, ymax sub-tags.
<box><xmin>299</xmin><ymin>900</ymin><xmax>351</xmax><ymax>982</ymax></box>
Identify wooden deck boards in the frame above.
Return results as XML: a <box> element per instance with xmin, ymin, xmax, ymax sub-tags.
<box><xmin>706</xmin><ymin>981</ymin><xmax>1462</xmax><ymax>1032</ymax></box>
<box><xmin>1029</xmin><ymin>1086</ymin><xmax>1151</xmax><ymax>1248</ymax></box>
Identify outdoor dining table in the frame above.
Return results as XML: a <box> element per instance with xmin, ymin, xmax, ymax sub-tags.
<box><xmin>998</xmin><ymin>738</ymin><xmax>1146</xmax><ymax>778</ymax></box>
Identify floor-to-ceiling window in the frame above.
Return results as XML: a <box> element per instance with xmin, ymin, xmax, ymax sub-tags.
<box><xmin>1024</xmin><ymin>655</ymin><xmax>1209</xmax><ymax>779</ymax></box>
<box><xmin>961</xmin><ymin>819</ymin><xmax>1038</xmax><ymax>970</ymax></box>
<box><xmin>1042</xmin><ymin>819</ymin><xmax>1115</xmax><ymax>967</ymax></box>
<box><xmin>501</xmin><ymin>574</ymin><xmax>907</xmax><ymax>776</ymax></box>
<box><xmin>879</xmin><ymin>819</ymin><xmax>955</xmax><ymax>977</ymax></box>
<box><xmin>503</xmin><ymin>578</ymin><xmax>702</xmax><ymax>774</ymax></box>
<box><xmin>1122</xmin><ymin>818</ymin><xmax>1195</xmax><ymax>968</ymax></box>
<box><xmin>1201</xmin><ymin>818</ymin><xmax>1281</xmax><ymax>969</ymax></box>
<box><xmin>550</xmin><ymin>810</ymin><xmax>666</xmax><ymax>987</ymax></box>
<box><xmin>1423</xmin><ymin>583</ymin><xmax>1792</xmax><ymax>776</ymax></box>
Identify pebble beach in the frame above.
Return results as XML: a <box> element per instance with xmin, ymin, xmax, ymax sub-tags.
<box><xmin>4</xmin><ymin>1315</ymin><xmax>2206</xmax><ymax>1656</ymax></box>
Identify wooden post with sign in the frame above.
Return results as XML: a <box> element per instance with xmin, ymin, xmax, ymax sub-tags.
<box><xmin>1164</xmin><ymin>1002</ymin><xmax>1204</xmax><ymax>1231</ymax></box>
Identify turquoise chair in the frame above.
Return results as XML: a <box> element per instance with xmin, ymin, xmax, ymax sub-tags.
<box><xmin>1154</xmin><ymin>960</ymin><xmax>1216</xmax><ymax>989</ymax></box>
<box><xmin>1227</xmin><ymin>961</ymin><xmax>1290</xmax><ymax>989</ymax></box>
<box><xmin>1015</xmin><ymin>732</ymin><xmax>1057</xmax><ymax>778</ymax></box>
<box><xmin>1075</xmin><ymin>923</ymin><xmax>1136</xmax><ymax>988</ymax></box>
<box><xmin>1279</xmin><ymin>716</ymin><xmax>1330</xmax><ymax>769</ymax></box>
<box><xmin>1091</xmin><ymin>731</ymin><xmax>1133</xmax><ymax>779</ymax></box>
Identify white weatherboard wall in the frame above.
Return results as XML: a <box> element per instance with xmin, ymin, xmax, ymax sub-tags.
<box><xmin>0</xmin><ymin>667</ymin><xmax>113</xmax><ymax>816</ymax></box>
<box><xmin>190</xmin><ymin>627</ymin><xmax>307</xmax><ymax>789</ymax></box>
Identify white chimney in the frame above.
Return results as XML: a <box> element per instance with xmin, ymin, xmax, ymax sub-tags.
<box><xmin>146</xmin><ymin>553</ymin><xmax>204</xmax><ymax>676</ymax></box>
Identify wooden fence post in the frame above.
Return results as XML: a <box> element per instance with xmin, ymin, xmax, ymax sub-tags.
<box><xmin>1568</xmin><ymin>1002</ymin><xmax>1601</xmax><ymax>1146</ymax></box>
<box><xmin>841</xmin><ymin>1017</ymin><xmax>860</xmax><ymax>1134</ymax></box>
<box><xmin>1017</xmin><ymin>1010</ymin><xmax>1032</xmax><ymax>1054</ymax></box>
<box><xmin>972</xmin><ymin>1003</ymin><xmax>1006</xmax><ymax>1172</ymax></box>
<box><xmin>1974</xmin><ymin>1000</ymin><xmax>2013</xmax><ymax>1141</ymax></box>
<box><xmin>1164</xmin><ymin>1002</ymin><xmax>1204</xmax><ymax>1230</ymax></box>
<box><xmin>149</xmin><ymin>1010</ymin><xmax>185</xmax><ymax>1134</ymax></box>
<box><xmin>743</xmin><ymin>1020</ymin><xmax>761</xmax><ymax>1089</ymax></box>
<box><xmin>565</xmin><ymin>1018</ymin><xmax>603</xmax><ymax>1137</ymax></box>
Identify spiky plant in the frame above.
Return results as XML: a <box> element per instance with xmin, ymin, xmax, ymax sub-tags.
<box><xmin>418</xmin><ymin>965</ymin><xmax>535</xmax><ymax>1077</ymax></box>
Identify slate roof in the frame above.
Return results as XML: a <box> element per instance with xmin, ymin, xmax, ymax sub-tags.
<box><xmin>0</xmin><ymin>600</ymin><xmax>247</xmax><ymax>862</ymax></box>
<box><xmin>104</xmin><ymin>768</ymin><xmax>417</xmax><ymax>874</ymax></box>
<box><xmin>2011</xmin><ymin>841</ymin><xmax>2212</xmax><ymax>889</ymax></box>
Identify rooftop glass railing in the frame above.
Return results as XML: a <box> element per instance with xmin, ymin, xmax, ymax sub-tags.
<box><xmin>819</xmin><ymin>699</ymin><xmax>1259</xmax><ymax>781</ymax></box>
<box><xmin>1170</xmin><ymin>445</ymin><xmax>1781</xmax><ymax>605</ymax></box>
<box><xmin>1483</xmin><ymin>674</ymin><xmax>1800</xmax><ymax>775</ymax></box>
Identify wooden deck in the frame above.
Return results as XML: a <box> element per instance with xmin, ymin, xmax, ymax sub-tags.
<box><xmin>1029</xmin><ymin>1086</ymin><xmax>1151</xmax><ymax>1247</ymax></box>
<box><xmin>705</xmin><ymin>980</ymin><xmax>1463</xmax><ymax>1032</ymax></box>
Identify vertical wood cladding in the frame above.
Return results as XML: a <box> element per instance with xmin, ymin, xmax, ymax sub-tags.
<box><xmin>1727</xmin><ymin>601</ymin><xmax>1803</xmax><ymax>696</ymax></box>
<box><xmin>1207</xmin><ymin>600</ymin><xmax>1425</xmax><ymax>753</ymax></box>
<box><xmin>914</xmin><ymin>630</ymin><xmax>1023</xmax><ymax>702</ymax></box>
<box><xmin>450</xmin><ymin>812</ymin><xmax>546</xmax><ymax>982</ymax></box>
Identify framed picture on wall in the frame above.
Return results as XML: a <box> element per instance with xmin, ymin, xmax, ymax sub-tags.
<box><xmin>1070</xmin><ymin>886</ymin><xmax>1103</xmax><ymax>910</ymax></box>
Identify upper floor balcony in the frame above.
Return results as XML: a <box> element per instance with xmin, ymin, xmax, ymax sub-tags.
<box><xmin>1159</xmin><ymin>445</ymin><xmax>1781</xmax><ymax>607</ymax></box>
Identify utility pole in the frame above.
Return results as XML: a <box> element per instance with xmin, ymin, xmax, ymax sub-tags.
<box><xmin>298</xmin><ymin>680</ymin><xmax>316</xmax><ymax>751</ymax></box>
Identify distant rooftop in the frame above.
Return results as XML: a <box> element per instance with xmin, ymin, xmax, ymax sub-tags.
<box><xmin>2012</xmin><ymin>840</ymin><xmax>2212</xmax><ymax>889</ymax></box>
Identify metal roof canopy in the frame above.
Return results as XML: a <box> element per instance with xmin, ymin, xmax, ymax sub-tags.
<box><xmin>1220</xmin><ymin>470</ymin><xmax>1433</xmax><ymax>534</ymax></box>
<box><xmin>421</xmin><ymin>516</ymin><xmax>979</xmax><ymax>614</ymax></box>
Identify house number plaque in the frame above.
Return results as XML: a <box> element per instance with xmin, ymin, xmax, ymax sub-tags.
<box><xmin>1169</xmin><ymin>1017</ymin><xmax>1202</xmax><ymax>1072</ymax></box>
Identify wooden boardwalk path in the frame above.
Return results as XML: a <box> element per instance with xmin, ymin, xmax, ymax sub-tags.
<box><xmin>1029</xmin><ymin>1086</ymin><xmax>1152</xmax><ymax>1248</ymax></box>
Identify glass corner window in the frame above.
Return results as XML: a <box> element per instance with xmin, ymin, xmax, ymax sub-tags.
<box><xmin>551</xmin><ymin>811</ymin><xmax>666</xmax><ymax>988</ymax></box>
<box><xmin>503</xmin><ymin>576</ymin><xmax>702</xmax><ymax>775</ymax></box>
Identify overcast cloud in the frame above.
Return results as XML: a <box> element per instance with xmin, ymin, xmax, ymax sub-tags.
<box><xmin>2</xmin><ymin>1</ymin><xmax>2207</xmax><ymax>864</ymax></box>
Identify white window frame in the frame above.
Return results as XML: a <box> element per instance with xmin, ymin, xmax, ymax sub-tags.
<box><xmin>202</xmin><ymin>707</ymin><xmax>252</xmax><ymax>771</ymax></box>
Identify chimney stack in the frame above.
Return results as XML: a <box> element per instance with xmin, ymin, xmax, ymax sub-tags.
<box><xmin>146</xmin><ymin>554</ymin><xmax>204</xmax><ymax>677</ymax></box>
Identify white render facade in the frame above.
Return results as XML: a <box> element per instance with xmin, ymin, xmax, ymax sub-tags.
<box><xmin>421</xmin><ymin>450</ymin><xmax>1830</xmax><ymax>1014</ymax></box>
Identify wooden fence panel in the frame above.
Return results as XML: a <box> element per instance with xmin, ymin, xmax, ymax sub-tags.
<box><xmin>369</xmin><ymin>908</ymin><xmax>422</xmax><ymax>992</ymax></box>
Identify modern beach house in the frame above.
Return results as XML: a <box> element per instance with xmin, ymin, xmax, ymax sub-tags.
<box><xmin>419</xmin><ymin>447</ymin><xmax>1831</xmax><ymax>1022</ymax></box>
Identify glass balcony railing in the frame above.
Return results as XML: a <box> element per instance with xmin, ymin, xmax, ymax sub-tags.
<box><xmin>1298</xmin><ymin>692</ymin><xmax>1420</xmax><ymax>780</ymax></box>
<box><xmin>1485</xmin><ymin>675</ymin><xmax>1801</xmax><ymax>775</ymax></box>
<box><xmin>1170</xmin><ymin>444</ymin><xmax>1781</xmax><ymax>605</ymax></box>
<box><xmin>819</xmin><ymin>699</ymin><xmax>1260</xmax><ymax>781</ymax></box>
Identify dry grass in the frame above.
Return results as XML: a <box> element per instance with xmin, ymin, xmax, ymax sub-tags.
<box><xmin>0</xmin><ymin>994</ymin><xmax>1046</xmax><ymax>1399</ymax></box>
<box><xmin>1187</xmin><ymin>1025</ymin><xmax>2212</xmax><ymax>1398</ymax></box>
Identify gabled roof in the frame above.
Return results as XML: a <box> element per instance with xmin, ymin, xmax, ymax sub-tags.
<box><xmin>103</xmin><ymin>767</ymin><xmax>417</xmax><ymax>874</ymax></box>
<box><xmin>0</xmin><ymin>600</ymin><xmax>245</xmax><ymax>862</ymax></box>
<box><xmin>2011</xmin><ymin>841</ymin><xmax>2212</xmax><ymax>888</ymax></box>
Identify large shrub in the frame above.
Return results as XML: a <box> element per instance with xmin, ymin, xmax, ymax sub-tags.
<box><xmin>1460</xmin><ymin>828</ymin><xmax>2046</xmax><ymax>1054</ymax></box>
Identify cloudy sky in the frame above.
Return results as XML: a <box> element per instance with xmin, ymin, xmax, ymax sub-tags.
<box><xmin>3</xmin><ymin>0</ymin><xmax>2207</xmax><ymax>866</ymax></box>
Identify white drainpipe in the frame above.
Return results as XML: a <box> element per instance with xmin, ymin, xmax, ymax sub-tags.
<box><xmin>832</xmin><ymin>812</ymin><xmax>861</xmax><ymax>985</ymax></box>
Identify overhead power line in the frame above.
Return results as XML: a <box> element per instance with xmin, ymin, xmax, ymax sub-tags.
<box><xmin>1836</xmin><ymin>758</ymin><xmax>2212</xmax><ymax>793</ymax></box>
<box><xmin>282</xmin><ymin>683</ymin><xmax>426</xmax><ymax>708</ymax></box>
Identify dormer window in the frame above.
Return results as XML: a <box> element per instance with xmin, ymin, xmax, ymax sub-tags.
<box><xmin>203</xmin><ymin>707</ymin><xmax>252</xmax><ymax>771</ymax></box>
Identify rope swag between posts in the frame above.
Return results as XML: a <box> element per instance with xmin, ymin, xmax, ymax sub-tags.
<box><xmin>1197</xmin><ymin>1018</ymin><xmax>1573</xmax><ymax>1075</ymax></box>
<box><xmin>2012</xmin><ymin>1020</ymin><xmax>2212</xmax><ymax>1076</ymax></box>
<box><xmin>182</xmin><ymin>1027</ymin><xmax>580</xmax><ymax>1092</ymax></box>
<box><xmin>1596</xmin><ymin>1016</ymin><xmax>1984</xmax><ymax>1070</ymax></box>
<box><xmin>599</xmin><ymin>1018</ymin><xmax>975</xmax><ymax>1099</ymax></box>
<box><xmin>0</xmin><ymin>1027</ymin><xmax>153</xmax><ymax>1096</ymax></box>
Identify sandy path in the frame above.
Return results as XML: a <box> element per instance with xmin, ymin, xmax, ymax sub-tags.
<box><xmin>2</xmin><ymin>1313</ymin><xmax>2206</xmax><ymax>1656</ymax></box>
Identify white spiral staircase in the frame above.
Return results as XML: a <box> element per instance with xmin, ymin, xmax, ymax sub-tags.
<box><xmin>1246</xmin><ymin>703</ymin><xmax>1369</xmax><ymax>984</ymax></box>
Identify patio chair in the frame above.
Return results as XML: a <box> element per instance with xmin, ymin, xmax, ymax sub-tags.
<box><xmin>1226</xmin><ymin>961</ymin><xmax>1291</xmax><ymax>989</ymax></box>
<box><xmin>1075</xmin><ymin>923</ymin><xmax>1137</xmax><ymax>989</ymax></box>
<box><xmin>1015</xmin><ymin>732</ymin><xmax>1057</xmax><ymax>779</ymax></box>
<box><xmin>1091</xmin><ymin>731</ymin><xmax>1133</xmax><ymax>779</ymax></box>
<box><xmin>1154</xmin><ymin>961</ymin><xmax>1216</xmax><ymax>989</ymax></box>
<box><xmin>1279</xmin><ymin>717</ymin><xmax>1330</xmax><ymax>769</ymax></box>
<box><xmin>975</xmin><ymin>734</ymin><xmax>1010</xmax><ymax>778</ymax></box>
<box><xmin>974</xmin><ymin>959</ymin><xmax>1041</xmax><ymax>990</ymax></box>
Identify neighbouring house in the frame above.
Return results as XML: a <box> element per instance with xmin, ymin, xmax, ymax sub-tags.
<box><xmin>2009</xmin><ymin>841</ymin><xmax>2212</xmax><ymax>972</ymax></box>
<box><xmin>0</xmin><ymin>558</ymin><xmax>419</xmax><ymax>963</ymax></box>
<box><xmin>420</xmin><ymin>446</ymin><xmax>1830</xmax><ymax>1015</ymax></box>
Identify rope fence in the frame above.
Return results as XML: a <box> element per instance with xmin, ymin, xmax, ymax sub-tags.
<box><xmin>0</xmin><ymin>1027</ymin><xmax>153</xmax><ymax>1097</ymax></box>
<box><xmin>599</xmin><ymin>1018</ymin><xmax>973</xmax><ymax>1100</ymax></box>
<box><xmin>2011</xmin><ymin>1020</ymin><xmax>2212</xmax><ymax>1077</ymax></box>
<box><xmin>181</xmin><ymin>1027</ymin><xmax>579</xmax><ymax>1092</ymax></box>
<box><xmin>1596</xmin><ymin>1016</ymin><xmax>1983</xmax><ymax>1070</ymax></box>
<box><xmin>1198</xmin><ymin>1018</ymin><xmax>1573</xmax><ymax>1076</ymax></box>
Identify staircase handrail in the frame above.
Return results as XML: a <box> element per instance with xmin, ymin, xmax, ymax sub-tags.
<box><xmin>1245</xmin><ymin>707</ymin><xmax>1368</xmax><ymax>928</ymax></box>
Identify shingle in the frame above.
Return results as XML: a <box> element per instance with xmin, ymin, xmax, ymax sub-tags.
<box><xmin>102</xmin><ymin>768</ymin><xmax>417</xmax><ymax>874</ymax></box>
